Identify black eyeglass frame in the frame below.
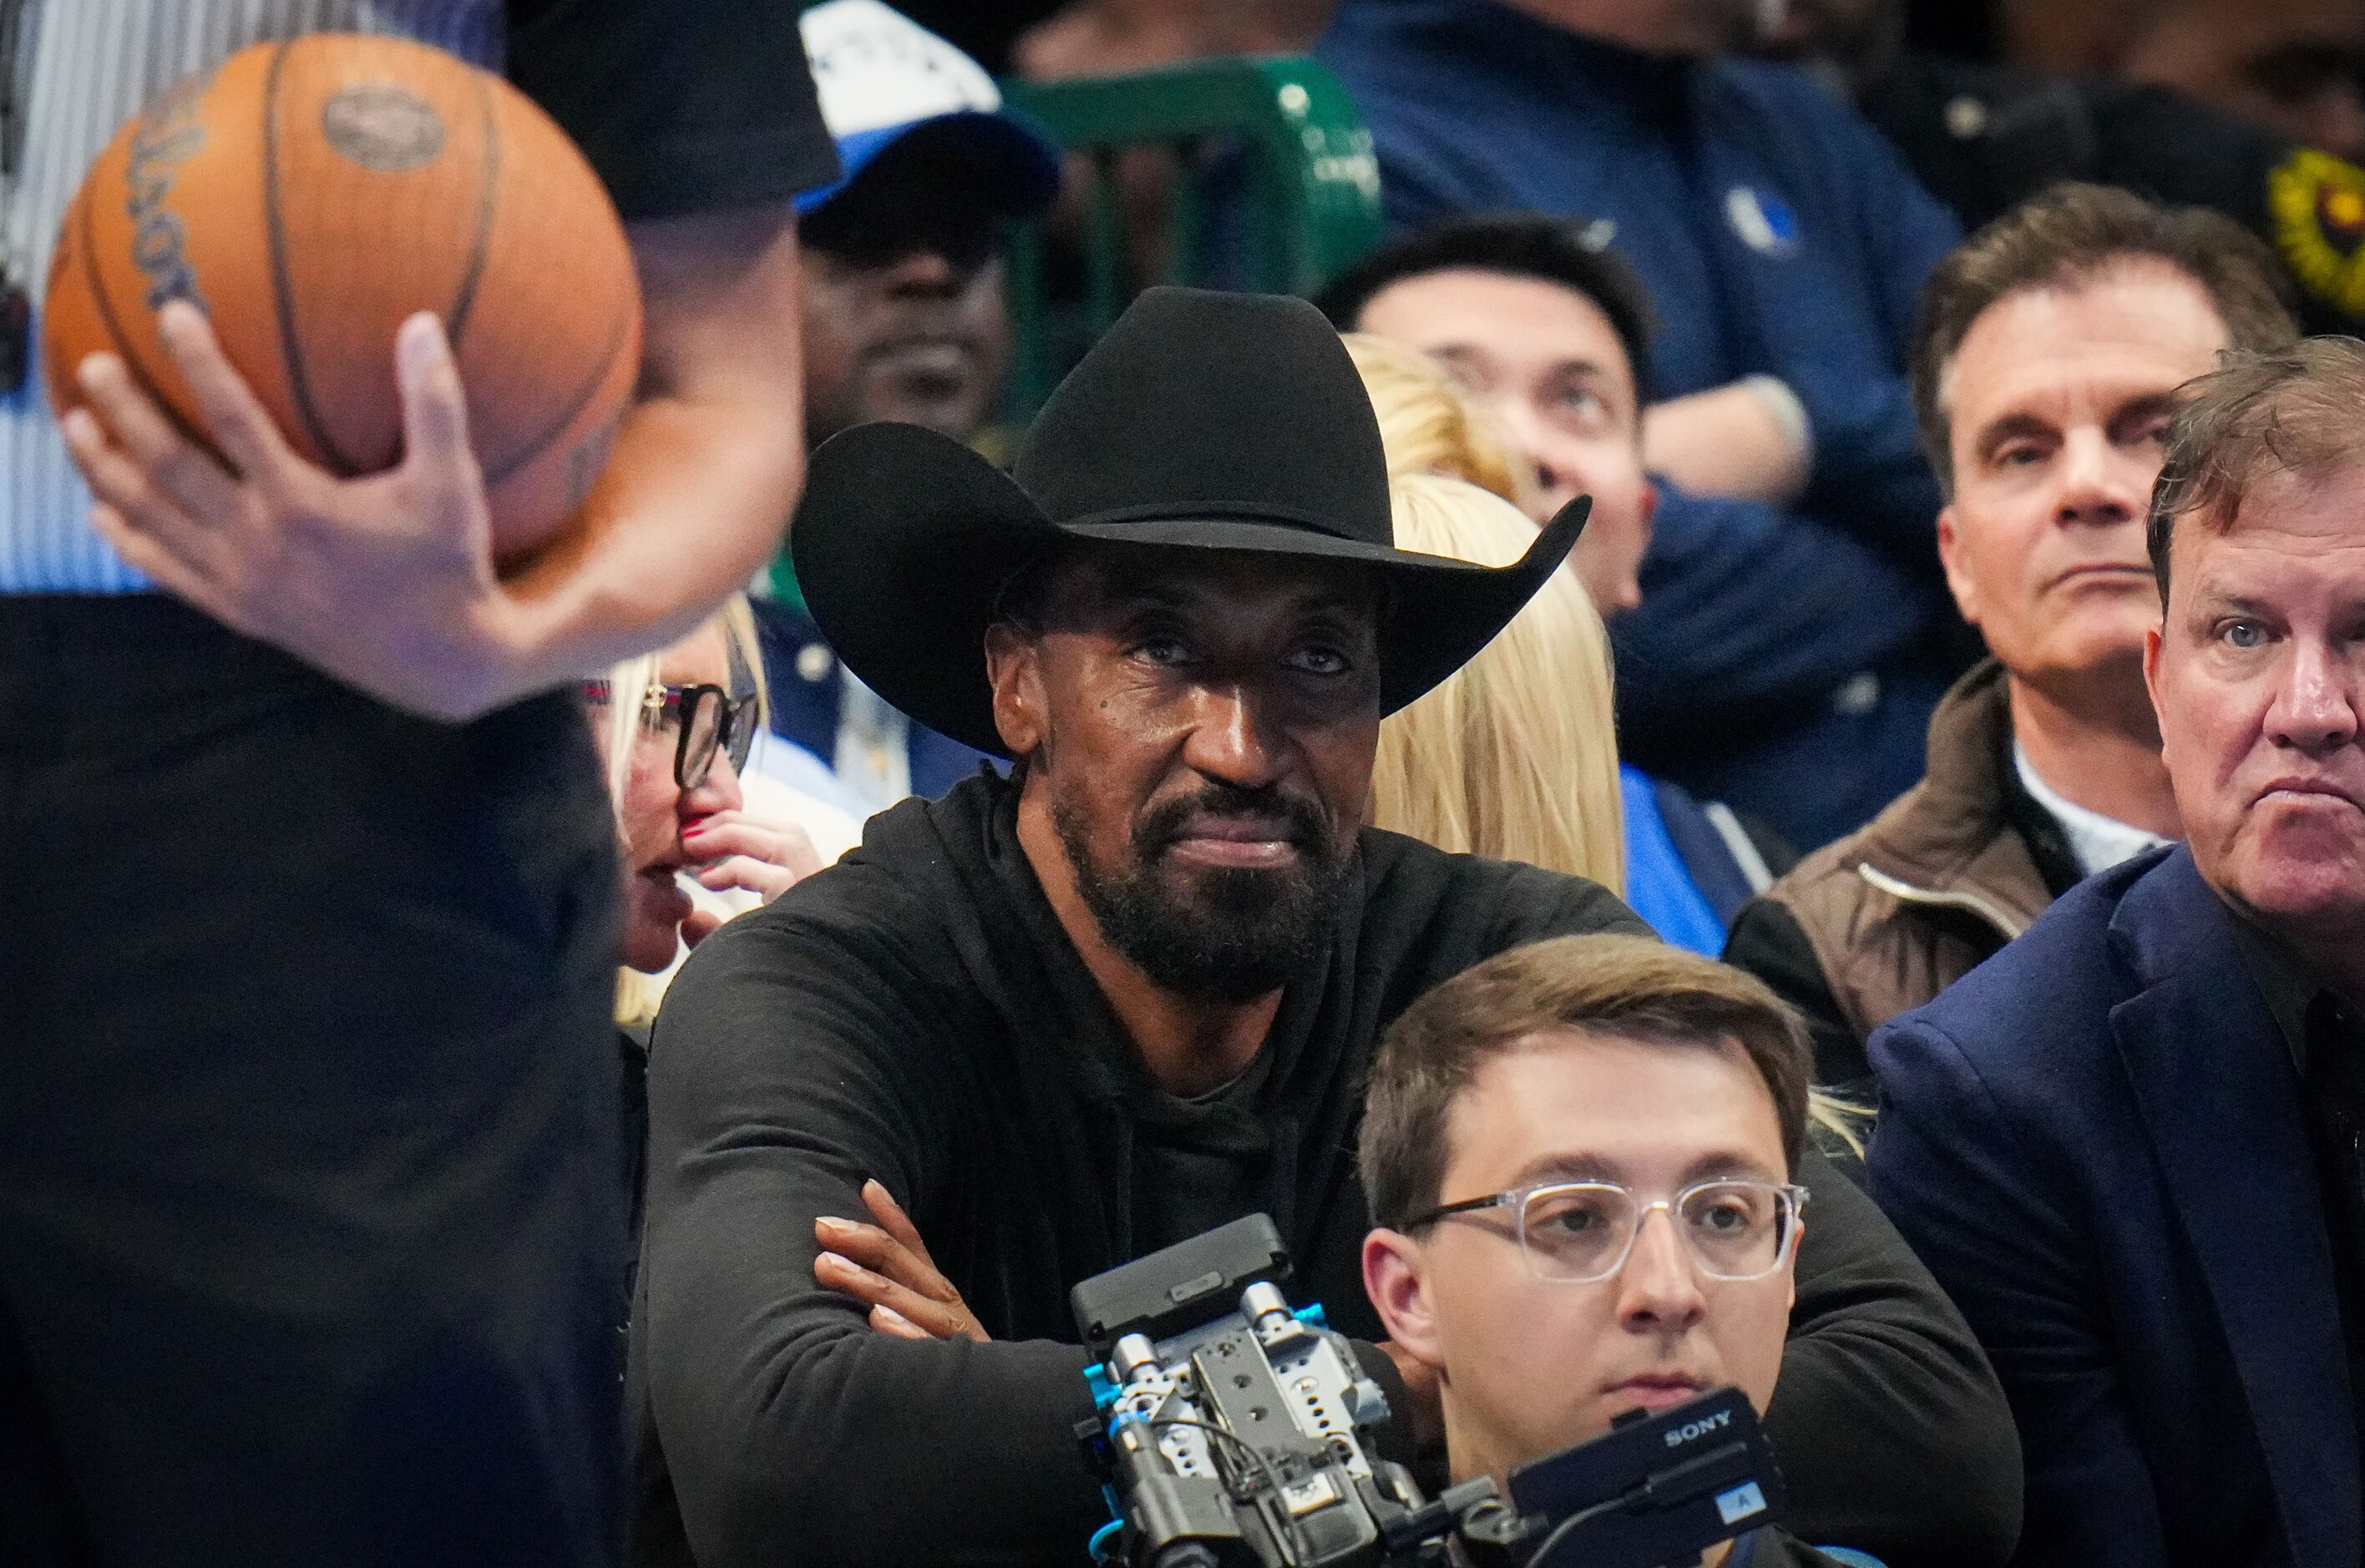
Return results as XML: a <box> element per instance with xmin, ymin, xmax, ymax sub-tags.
<box><xmin>1399</xmin><ymin>1177</ymin><xmax>1810</xmax><ymax>1285</ymax></box>
<box><xmin>583</xmin><ymin>679</ymin><xmax>759</xmax><ymax>792</ymax></box>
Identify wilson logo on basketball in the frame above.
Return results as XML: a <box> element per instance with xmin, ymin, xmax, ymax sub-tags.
<box><xmin>46</xmin><ymin>33</ymin><xmax>643</xmax><ymax>565</ymax></box>
<box><xmin>124</xmin><ymin>72</ymin><xmax>211</xmax><ymax>313</ymax></box>
<box><xmin>321</xmin><ymin>83</ymin><xmax>445</xmax><ymax>174</ymax></box>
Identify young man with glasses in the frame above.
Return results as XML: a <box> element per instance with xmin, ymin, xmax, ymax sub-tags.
<box><xmin>1360</xmin><ymin>933</ymin><xmax>1854</xmax><ymax>1568</ymax></box>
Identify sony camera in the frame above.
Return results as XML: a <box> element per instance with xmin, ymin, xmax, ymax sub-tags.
<box><xmin>1071</xmin><ymin>1215</ymin><xmax>1788</xmax><ymax>1568</ymax></box>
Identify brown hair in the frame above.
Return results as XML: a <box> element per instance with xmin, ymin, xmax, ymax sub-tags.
<box><xmin>1359</xmin><ymin>934</ymin><xmax>1812</xmax><ymax>1230</ymax></box>
<box><xmin>2146</xmin><ymin>336</ymin><xmax>2365</xmax><ymax>603</ymax></box>
<box><xmin>1911</xmin><ymin>183</ymin><xmax>2297</xmax><ymax>493</ymax></box>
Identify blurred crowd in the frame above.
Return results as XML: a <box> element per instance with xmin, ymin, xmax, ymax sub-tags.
<box><xmin>13</xmin><ymin>1</ymin><xmax>2365</xmax><ymax>1565</ymax></box>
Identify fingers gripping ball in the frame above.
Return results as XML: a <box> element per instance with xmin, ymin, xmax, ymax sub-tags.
<box><xmin>43</xmin><ymin>33</ymin><xmax>642</xmax><ymax>564</ymax></box>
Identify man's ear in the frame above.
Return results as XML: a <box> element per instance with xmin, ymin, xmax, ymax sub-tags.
<box><xmin>2143</xmin><ymin>622</ymin><xmax>2165</xmax><ymax>724</ymax></box>
<box><xmin>1362</xmin><ymin>1228</ymin><xmax>1446</xmax><ymax>1372</ymax></box>
<box><xmin>1934</xmin><ymin>503</ymin><xmax>1982</xmax><ymax>629</ymax></box>
<box><xmin>984</xmin><ymin>622</ymin><xmax>1046</xmax><ymax>758</ymax></box>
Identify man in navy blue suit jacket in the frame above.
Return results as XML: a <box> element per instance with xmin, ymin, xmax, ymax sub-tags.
<box><xmin>1869</xmin><ymin>339</ymin><xmax>2365</xmax><ymax>1566</ymax></box>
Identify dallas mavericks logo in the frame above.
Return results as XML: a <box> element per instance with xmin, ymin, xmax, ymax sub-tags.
<box><xmin>1724</xmin><ymin>186</ymin><xmax>1800</xmax><ymax>258</ymax></box>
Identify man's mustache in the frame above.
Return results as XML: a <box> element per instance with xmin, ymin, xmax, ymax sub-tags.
<box><xmin>1132</xmin><ymin>783</ymin><xmax>1332</xmax><ymax>860</ymax></box>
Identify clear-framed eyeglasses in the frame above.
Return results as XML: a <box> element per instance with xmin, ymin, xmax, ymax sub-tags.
<box><xmin>1401</xmin><ymin>1178</ymin><xmax>1810</xmax><ymax>1284</ymax></box>
<box><xmin>580</xmin><ymin>679</ymin><xmax>758</xmax><ymax>792</ymax></box>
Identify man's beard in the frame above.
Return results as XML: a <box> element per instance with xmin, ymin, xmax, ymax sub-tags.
<box><xmin>1051</xmin><ymin>781</ymin><xmax>1352</xmax><ymax>1005</ymax></box>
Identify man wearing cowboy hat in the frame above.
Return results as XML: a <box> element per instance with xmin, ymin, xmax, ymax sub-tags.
<box><xmin>625</xmin><ymin>289</ymin><xmax>2020</xmax><ymax>1568</ymax></box>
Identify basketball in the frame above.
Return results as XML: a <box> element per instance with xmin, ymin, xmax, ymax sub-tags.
<box><xmin>43</xmin><ymin>33</ymin><xmax>642</xmax><ymax>564</ymax></box>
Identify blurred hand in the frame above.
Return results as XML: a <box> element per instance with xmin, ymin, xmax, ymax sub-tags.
<box><xmin>815</xmin><ymin>1180</ymin><xmax>990</xmax><ymax>1343</ymax></box>
<box><xmin>63</xmin><ymin>303</ymin><xmax>555</xmax><ymax>721</ymax></box>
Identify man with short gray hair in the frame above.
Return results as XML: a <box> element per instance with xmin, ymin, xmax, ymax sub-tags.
<box><xmin>1870</xmin><ymin>335</ymin><xmax>2365</xmax><ymax>1565</ymax></box>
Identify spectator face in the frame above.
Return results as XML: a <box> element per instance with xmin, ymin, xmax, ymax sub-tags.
<box><xmin>2147</xmin><ymin>463</ymin><xmax>2365</xmax><ymax>941</ymax></box>
<box><xmin>1363</xmin><ymin>1028</ymin><xmax>1796</xmax><ymax>1486</ymax></box>
<box><xmin>1356</xmin><ymin>268</ymin><xmax>1656</xmax><ymax>615</ymax></box>
<box><xmin>605</xmin><ymin>625</ymin><xmax>749</xmax><ymax>974</ymax></box>
<box><xmin>799</xmin><ymin>134</ymin><xmax>1014</xmax><ymax>449</ymax></box>
<box><xmin>2119</xmin><ymin>0</ymin><xmax>2365</xmax><ymax>161</ymax></box>
<box><xmin>1937</xmin><ymin>263</ymin><xmax>2230</xmax><ymax>698</ymax></box>
<box><xmin>985</xmin><ymin>548</ymin><xmax>1381</xmax><ymax>1001</ymax></box>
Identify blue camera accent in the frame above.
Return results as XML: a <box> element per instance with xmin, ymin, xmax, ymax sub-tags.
<box><xmin>1715</xmin><ymin>1481</ymin><xmax>1768</xmax><ymax>1526</ymax></box>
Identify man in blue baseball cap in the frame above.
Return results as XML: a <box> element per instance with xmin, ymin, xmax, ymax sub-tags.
<box><xmin>760</xmin><ymin>0</ymin><xmax>1066</xmax><ymax>811</ymax></box>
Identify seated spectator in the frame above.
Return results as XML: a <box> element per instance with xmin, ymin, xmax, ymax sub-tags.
<box><xmin>757</xmin><ymin>0</ymin><xmax>1064</xmax><ymax>812</ymax></box>
<box><xmin>1869</xmin><ymin>337</ymin><xmax>2365</xmax><ymax>1565</ymax></box>
<box><xmin>594</xmin><ymin>599</ymin><xmax>831</xmax><ymax>1032</ymax></box>
<box><xmin>1360</xmin><ymin>933</ymin><xmax>1863</xmax><ymax>1565</ymax></box>
<box><xmin>1726</xmin><ymin>185</ymin><xmax>2297</xmax><ymax>1089</ymax></box>
<box><xmin>1762</xmin><ymin>0</ymin><xmax>2365</xmax><ymax>339</ymax></box>
<box><xmin>589</xmin><ymin>600</ymin><xmax>824</xmax><ymax>1305</ymax></box>
<box><xmin>1997</xmin><ymin>0</ymin><xmax>2365</xmax><ymax>160</ymax></box>
<box><xmin>1317</xmin><ymin>3</ymin><xmax>1967</xmax><ymax>850</ymax></box>
<box><xmin>1335</xmin><ymin>268</ymin><xmax>1796</xmax><ymax>947</ymax></box>
<box><xmin>627</xmin><ymin>288</ymin><xmax>2019</xmax><ymax>1567</ymax></box>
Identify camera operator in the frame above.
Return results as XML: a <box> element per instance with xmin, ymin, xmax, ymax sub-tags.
<box><xmin>629</xmin><ymin>289</ymin><xmax>2018</xmax><ymax>1568</ymax></box>
<box><xmin>1359</xmin><ymin>933</ymin><xmax>1862</xmax><ymax>1567</ymax></box>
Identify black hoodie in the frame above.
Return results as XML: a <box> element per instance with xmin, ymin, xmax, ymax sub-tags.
<box><xmin>629</xmin><ymin>773</ymin><xmax>2018</xmax><ymax>1568</ymax></box>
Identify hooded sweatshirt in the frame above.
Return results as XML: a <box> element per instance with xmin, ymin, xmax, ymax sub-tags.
<box><xmin>629</xmin><ymin>772</ymin><xmax>2018</xmax><ymax>1568</ymax></box>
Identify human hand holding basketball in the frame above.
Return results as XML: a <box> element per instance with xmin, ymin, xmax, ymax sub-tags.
<box><xmin>63</xmin><ymin>300</ymin><xmax>549</xmax><ymax>721</ymax></box>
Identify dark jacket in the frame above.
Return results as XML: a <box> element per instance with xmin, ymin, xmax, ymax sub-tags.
<box><xmin>1318</xmin><ymin>0</ymin><xmax>1967</xmax><ymax>848</ymax></box>
<box><xmin>1869</xmin><ymin>847</ymin><xmax>2362</xmax><ymax>1568</ymax></box>
<box><xmin>750</xmin><ymin>593</ymin><xmax>994</xmax><ymax>803</ymax></box>
<box><xmin>630</xmin><ymin>773</ymin><xmax>2019</xmax><ymax>1568</ymax></box>
<box><xmin>1625</xmin><ymin>765</ymin><xmax>1795</xmax><ymax>957</ymax></box>
<box><xmin>1724</xmin><ymin>661</ymin><xmax>2079</xmax><ymax>1088</ymax></box>
<box><xmin>1853</xmin><ymin>48</ymin><xmax>2365</xmax><ymax>337</ymax></box>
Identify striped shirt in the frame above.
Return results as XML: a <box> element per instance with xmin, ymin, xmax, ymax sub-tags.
<box><xmin>2</xmin><ymin>1</ymin><xmax>502</xmax><ymax>593</ymax></box>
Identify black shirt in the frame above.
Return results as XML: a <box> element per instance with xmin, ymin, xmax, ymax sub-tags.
<box><xmin>505</xmin><ymin>0</ymin><xmax>839</xmax><ymax>220</ymax></box>
<box><xmin>628</xmin><ymin>772</ymin><xmax>2021</xmax><ymax>1568</ymax></box>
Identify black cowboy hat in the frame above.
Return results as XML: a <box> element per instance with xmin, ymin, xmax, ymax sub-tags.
<box><xmin>790</xmin><ymin>286</ymin><xmax>1590</xmax><ymax>758</ymax></box>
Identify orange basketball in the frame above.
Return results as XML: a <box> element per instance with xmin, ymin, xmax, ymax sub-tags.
<box><xmin>43</xmin><ymin>33</ymin><xmax>642</xmax><ymax>564</ymax></box>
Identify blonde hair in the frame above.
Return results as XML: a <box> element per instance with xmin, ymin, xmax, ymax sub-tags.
<box><xmin>1370</xmin><ymin>473</ymin><xmax>1626</xmax><ymax>895</ymax></box>
<box><xmin>609</xmin><ymin>595</ymin><xmax>771</xmax><ymax>1029</ymax></box>
<box><xmin>1340</xmin><ymin>331</ymin><xmax>1540</xmax><ymax>513</ymax></box>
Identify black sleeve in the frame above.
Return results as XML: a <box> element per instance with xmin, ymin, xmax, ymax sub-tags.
<box><xmin>634</xmin><ymin>905</ymin><xmax>1107</xmax><ymax>1568</ymax></box>
<box><xmin>1724</xmin><ymin>898</ymin><xmax>1870</xmax><ymax>1092</ymax></box>
<box><xmin>504</xmin><ymin>0</ymin><xmax>841</xmax><ymax>220</ymax></box>
<box><xmin>1770</xmin><ymin>1146</ymin><xmax>2023</xmax><ymax>1568</ymax></box>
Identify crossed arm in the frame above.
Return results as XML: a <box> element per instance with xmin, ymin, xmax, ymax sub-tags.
<box><xmin>63</xmin><ymin>205</ymin><xmax>807</xmax><ymax>721</ymax></box>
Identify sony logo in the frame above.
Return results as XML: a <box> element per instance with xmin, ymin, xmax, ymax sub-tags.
<box><xmin>1664</xmin><ymin>1409</ymin><xmax>1734</xmax><ymax>1447</ymax></box>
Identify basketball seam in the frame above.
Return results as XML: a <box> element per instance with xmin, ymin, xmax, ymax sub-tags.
<box><xmin>443</xmin><ymin>69</ymin><xmax>500</xmax><ymax>357</ymax></box>
<box><xmin>263</xmin><ymin>38</ymin><xmax>363</xmax><ymax>477</ymax></box>
<box><xmin>482</xmin><ymin>299</ymin><xmax>632</xmax><ymax>488</ymax></box>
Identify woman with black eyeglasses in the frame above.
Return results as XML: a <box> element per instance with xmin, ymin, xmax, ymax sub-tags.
<box><xmin>587</xmin><ymin>599</ymin><xmax>824</xmax><ymax>986</ymax></box>
<box><xmin>591</xmin><ymin>599</ymin><xmax>826</xmax><ymax>1322</ymax></box>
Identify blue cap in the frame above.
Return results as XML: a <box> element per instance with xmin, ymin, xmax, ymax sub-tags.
<box><xmin>796</xmin><ymin>0</ymin><xmax>1063</xmax><ymax>219</ymax></box>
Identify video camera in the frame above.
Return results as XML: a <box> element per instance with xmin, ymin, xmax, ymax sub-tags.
<box><xmin>1071</xmin><ymin>1216</ymin><xmax>1787</xmax><ymax>1568</ymax></box>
